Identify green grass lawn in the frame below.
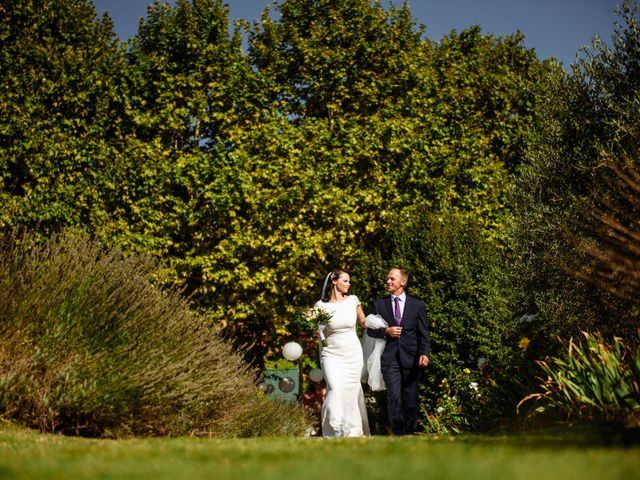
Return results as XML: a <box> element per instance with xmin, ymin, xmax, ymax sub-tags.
<box><xmin>0</xmin><ymin>420</ymin><xmax>638</xmax><ymax>480</ymax></box>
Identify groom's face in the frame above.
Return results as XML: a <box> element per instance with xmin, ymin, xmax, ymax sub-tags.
<box><xmin>386</xmin><ymin>269</ymin><xmax>406</xmax><ymax>296</ymax></box>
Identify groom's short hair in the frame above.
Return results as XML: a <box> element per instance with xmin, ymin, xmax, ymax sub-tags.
<box><xmin>390</xmin><ymin>267</ymin><xmax>409</xmax><ymax>285</ymax></box>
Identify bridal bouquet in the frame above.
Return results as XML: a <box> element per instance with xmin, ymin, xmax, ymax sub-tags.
<box><xmin>298</xmin><ymin>307</ymin><xmax>332</xmax><ymax>347</ymax></box>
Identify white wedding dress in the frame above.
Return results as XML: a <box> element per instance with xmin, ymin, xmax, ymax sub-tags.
<box><xmin>316</xmin><ymin>295</ymin><xmax>370</xmax><ymax>437</ymax></box>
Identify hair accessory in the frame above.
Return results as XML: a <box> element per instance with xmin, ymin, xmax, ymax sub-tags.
<box><xmin>321</xmin><ymin>272</ymin><xmax>333</xmax><ymax>300</ymax></box>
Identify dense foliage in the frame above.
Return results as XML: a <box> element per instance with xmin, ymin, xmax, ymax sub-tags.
<box><xmin>353</xmin><ymin>210</ymin><xmax>514</xmax><ymax>431</ymax></box>
<box><xmin>0</xmin><ymin>231</ymin><xmax>310</xmax><ymax>437</ymax></box>
<box><xmin>494</xmin><ymin>4</ymin><xmax>640</xmax><ymax>432</ymax></box>
<box><xmin>3</xmin><ymin>0</ymin><xmax>638</xmax><ymax>434</ymax></box>
<box><xmin>0</xmin><ymin>0</ymin><xmax>542</xmax><ymax>361</ymax></box>
<box><xmin>508</xmin><ymin>3</ymin><xmax>640</xmax><ymax>348</ymax></box>
<box><xmin>0</xmin><ymin>0</ymin><xmax>130</xmax><ymax>233</ymax></box>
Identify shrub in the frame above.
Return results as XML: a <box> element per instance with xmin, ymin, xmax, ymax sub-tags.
<box><xmin>518</xmin><ymin>332</ymin><xmax>640</xmax><ymax>428</ymax></box>
<box><xmin>0</xmin><ymin>230</ymin><xmax>310</xmax><ymax>437</ymax></box>
<box><xmin>420</xmin><ymin>366</ymin><xmax>487</xmax><ymax>434</ymax></box>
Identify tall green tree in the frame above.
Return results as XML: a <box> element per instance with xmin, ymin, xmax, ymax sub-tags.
<box><xmin>508</xmin><ymin>2</ymin><xmax>640</xmax><ymax>347</ymax></box>
<box><xmin>116</xmin><ymin>0</ymin><xmax>258</xmax><ymax>292</ymax></box>
<box><xmin>197</xmin><ymin>0</ymin><xmax>542</xmax><ymax>361</ymax></box>
<box><xmin>250</xmin><ymin>0</ymin><xmax>424</xmax><ymax>122</ymax></box>
<box><xmin>0</xmin><ymin>0</ymin><xmax>544</xmax><ymax>373</ymax></box>
<box><xmin>0</xmin><ymin>0</ymin><xmax>129</xmax><ymax>232</ymax></box>
<box><xmin>126</xmin><ymin>0</ymin><xmax>252</xmax><ymax>149</ymax></box>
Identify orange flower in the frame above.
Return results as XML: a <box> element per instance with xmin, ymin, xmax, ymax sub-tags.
<box><xmin>518</xmin><ymin>337</ymin><xmax>530</xmax><ymax>350</ymax></box>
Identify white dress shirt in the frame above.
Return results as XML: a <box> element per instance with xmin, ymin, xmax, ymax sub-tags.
<box><xmin>391</xmin><ymin>292</ymin><xmax>406</xmax><ymax>319</ymax></box>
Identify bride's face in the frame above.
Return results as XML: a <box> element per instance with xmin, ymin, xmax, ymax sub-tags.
<box><xmin>333</xmin><ymin>273</ymin><xmax>351</xmax><ymax>296</ymax></box>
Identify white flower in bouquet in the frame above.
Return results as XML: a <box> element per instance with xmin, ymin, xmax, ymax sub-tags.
<box><xmin>299</xmin><ymin>307</ymin><xmax>332</xmax><ymax>346</ymax></box>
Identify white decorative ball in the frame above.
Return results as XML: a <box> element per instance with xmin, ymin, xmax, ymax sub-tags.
<box><xmin>282</xmin><ymin>341</ymin><xmax>303</xmax><ymax>361</ymax></box>
<box><xmin>308</xmin><ymin>368</ymin><xmax>324</xmax><ymax>383</ymax></box>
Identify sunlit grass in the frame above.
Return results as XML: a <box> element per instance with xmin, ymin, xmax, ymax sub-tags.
<box><xmin>0</xmin><ymin>421</ymin><xmax>638</xmax><ymax>480</ymax></box>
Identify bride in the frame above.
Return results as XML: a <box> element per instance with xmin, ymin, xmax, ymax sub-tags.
<box><xmin>315</xmin><ymin>269</ymin><xmax>370</xmax><ymax>437</ymax></box>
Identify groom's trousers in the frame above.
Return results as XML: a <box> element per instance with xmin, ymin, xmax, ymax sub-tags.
<box><xmin>382</xmin><ymin>357</ymin><xmax>422</xmax><ymax>435</ymax></box>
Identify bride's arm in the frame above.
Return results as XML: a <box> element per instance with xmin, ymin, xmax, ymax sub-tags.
<box><xmin>356</xmin><ymin>303</ymin><xmax>365</xmax><ymax>328</ymax></box>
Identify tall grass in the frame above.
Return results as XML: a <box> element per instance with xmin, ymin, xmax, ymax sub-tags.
<box><xmin>519</xmin><ymin>331</ymin><xmax>640</xmax><ymax>427</ymax></box>
<box><xmin>0</xmin><ymin>231</ymin><xmax>310</xmax><ymax>437</ymax></box>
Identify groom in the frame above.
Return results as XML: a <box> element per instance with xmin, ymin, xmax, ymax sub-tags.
<box><xmin>366</xmin><ymin>267</ymin><xmax>430</xmax><ymax>435</ymax></box>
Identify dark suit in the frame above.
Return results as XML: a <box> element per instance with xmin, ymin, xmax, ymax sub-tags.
<box><xmin>367</xmin><ymin>294</ymin><xmax>430</xmax><ymax>435</ymax></box>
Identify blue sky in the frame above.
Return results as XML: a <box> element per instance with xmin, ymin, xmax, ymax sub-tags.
<box><xmin>92</xmin><ymin>0</ymin><xmax>623</xmax><ymax>67</ymax></box>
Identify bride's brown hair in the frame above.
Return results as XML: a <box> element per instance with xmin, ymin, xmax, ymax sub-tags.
<box><xmin>321</xmin><ymin>268</ymin><xmax>348</xmax><ymax>302</ymax></box>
